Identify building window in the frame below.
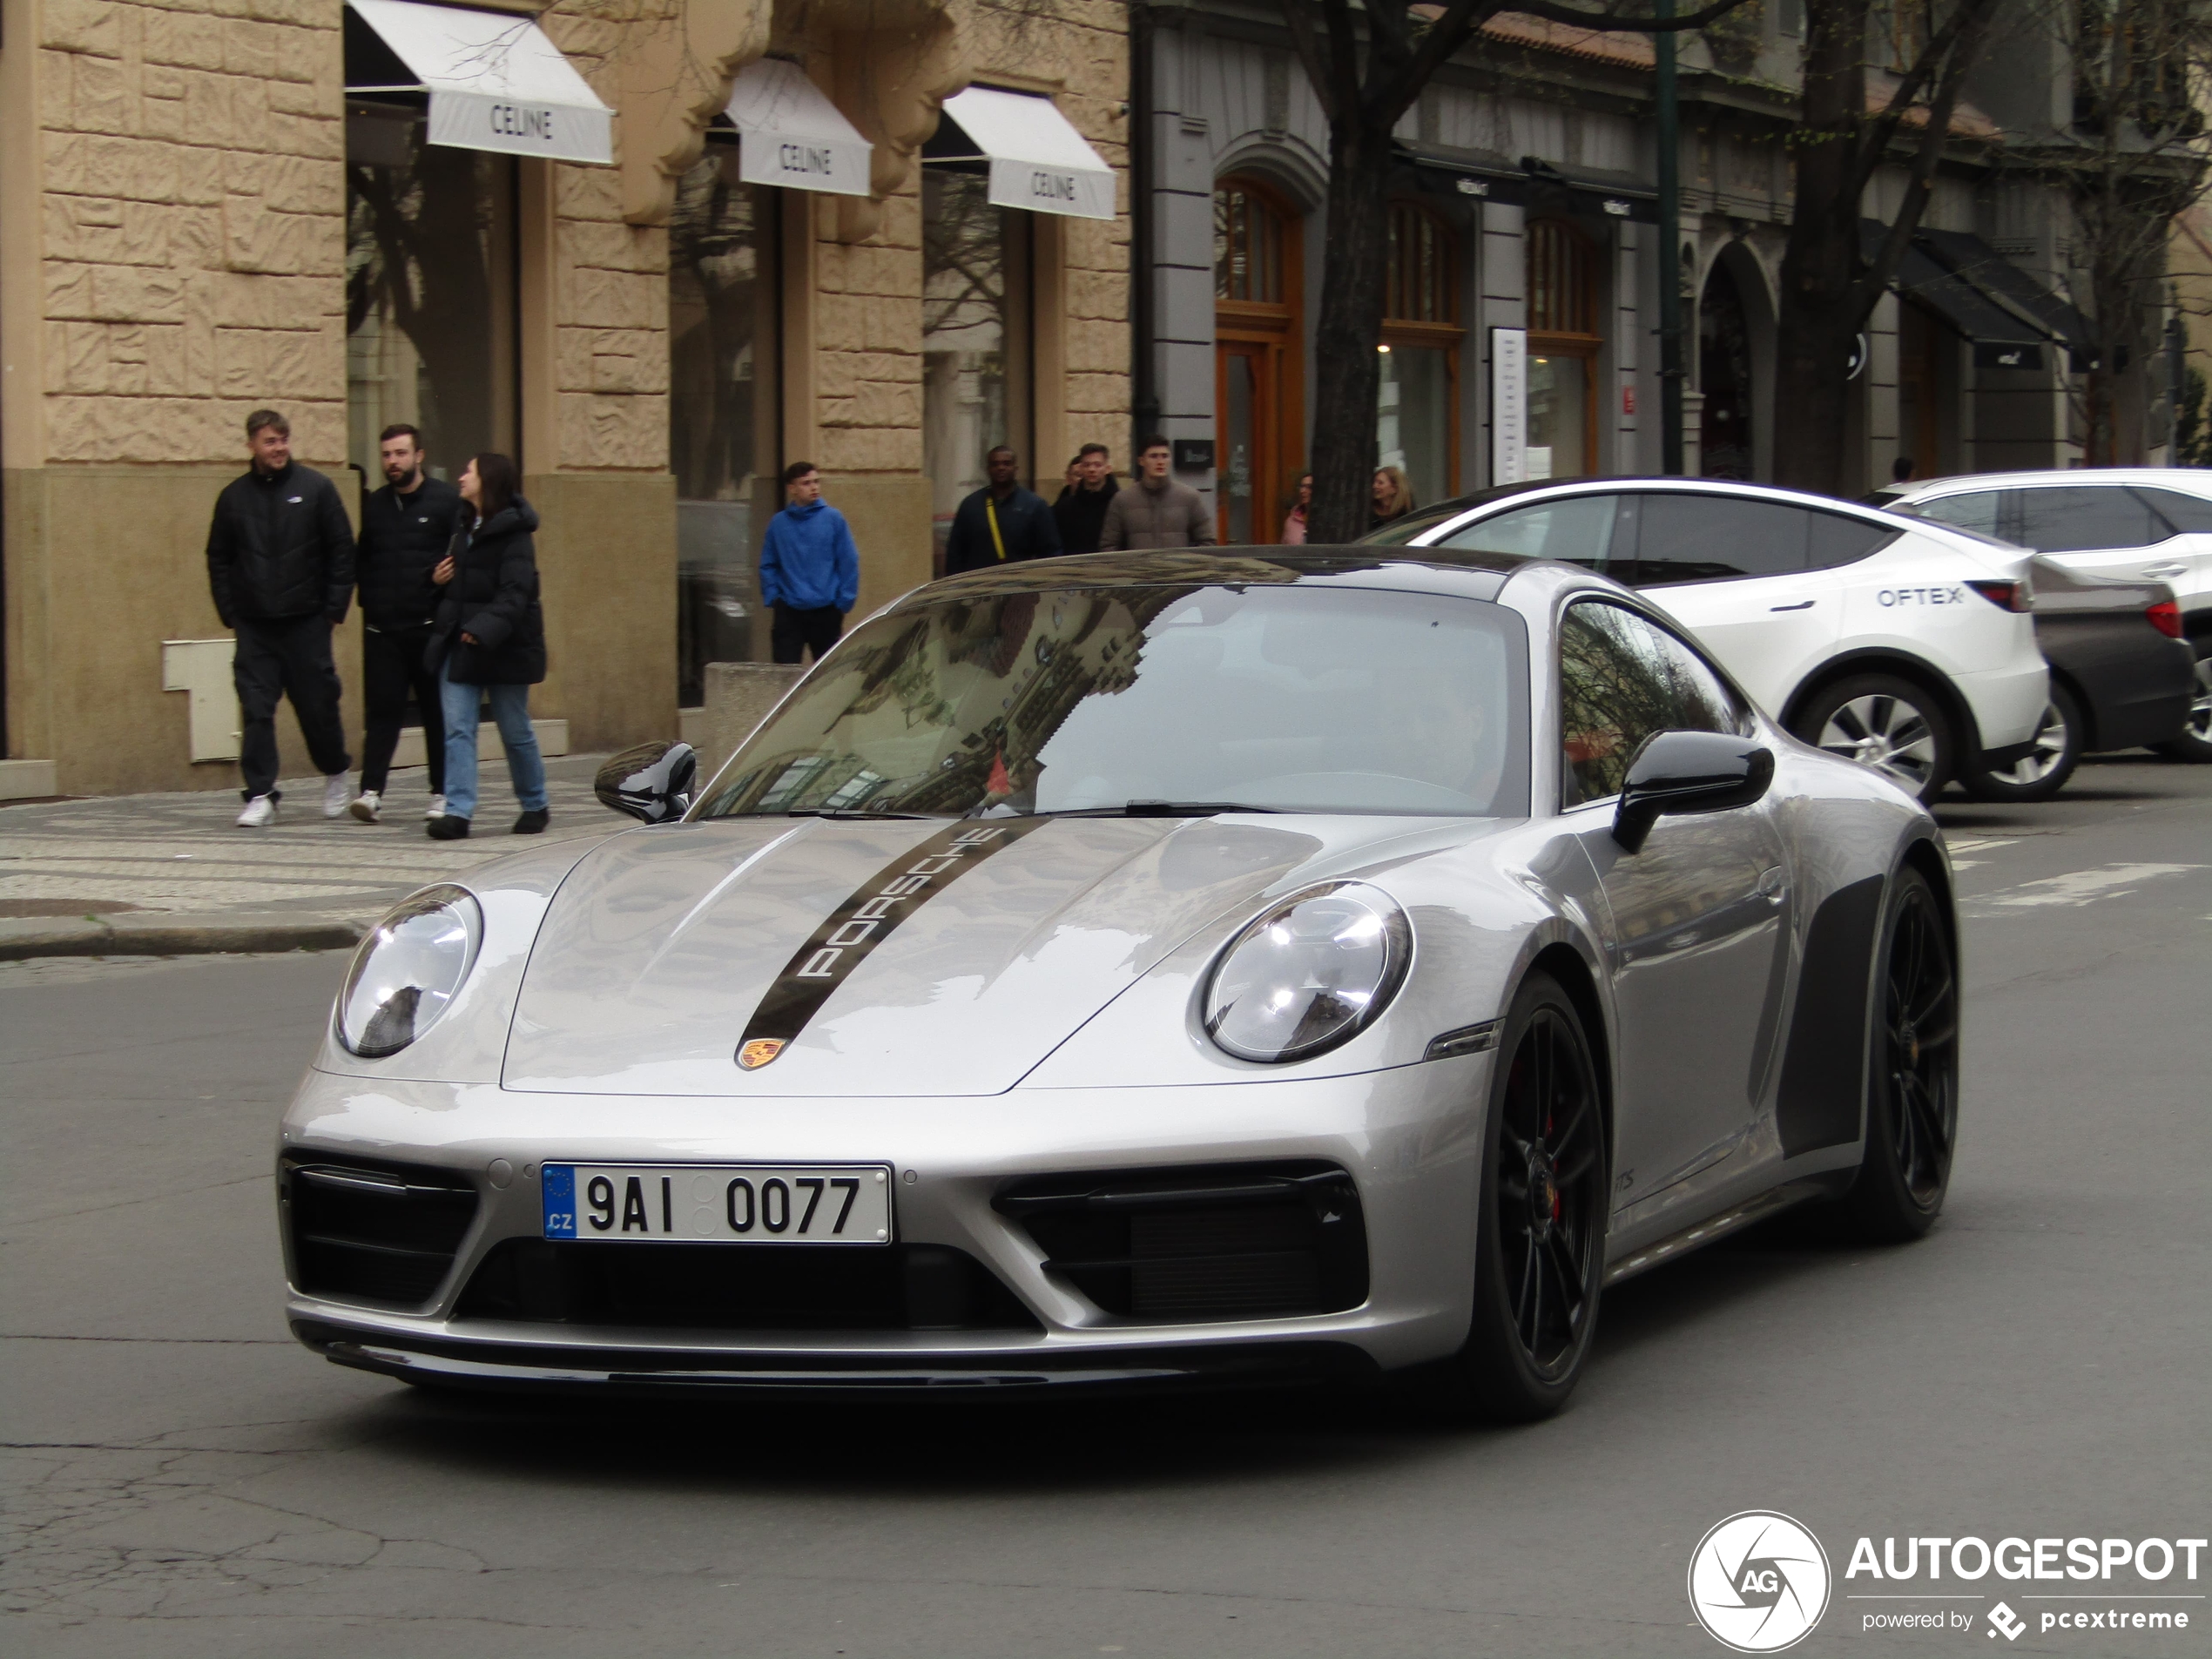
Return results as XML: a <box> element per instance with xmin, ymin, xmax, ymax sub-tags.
<box><xmin>1524</xmin><ymin>219</ymin><xmax>1601</xmax><ymax>480</ymax></box>
<box><xmin>670</xmin><ymin>144</ymin><xmax>779</xmax><ymax>703</ymax></box>
<box><xmin>1214</xmin><ymin>176</ymin><xmax>1304</xmax><ymax>543</ymax></box>
<box><xmin>1379</xmin><ymin>201</ymin><xmax>1462</xmax><ymax>507</ymax></box>
<box><xmin>922</xmin><ymin>170</ymin><xmax>1032</xmax><ymax>572</ymax></box>
<box><xmin>346</xmin><ymin>116</ymin><xmax>519</xmax><ymax>480</ymax></box>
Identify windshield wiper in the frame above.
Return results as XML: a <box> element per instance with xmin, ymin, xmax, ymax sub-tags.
<box><xmin>1043</xmin><ymin>800</ymin><xmax>1283</xmax><ymax>818</ymax></box>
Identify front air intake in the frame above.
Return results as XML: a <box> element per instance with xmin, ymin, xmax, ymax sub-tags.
<box><xmin>995</xmin><ymin>1162</ymin><xmax>1369</xmax><ymax>1323</ymax></box>
<box><xmin>281</xmin><ymin>1157</ymin><xmax>479</xmax><ymax>1309</ymax></box>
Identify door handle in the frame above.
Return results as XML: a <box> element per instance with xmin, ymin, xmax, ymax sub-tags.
<box><xmin>1770</xmin><ymin>600</ymin><xmax>1816</xmax><ymax>612</ymax></box>
<box><xmin>1757</xmin><ymin>865</ymin><xmax>1786</xmax><ymax>903</ymax></box>
<box><xmin>2141</xmin><ymin>562</ymin><xmax>2188</xmax><ymax>578</ymax></box>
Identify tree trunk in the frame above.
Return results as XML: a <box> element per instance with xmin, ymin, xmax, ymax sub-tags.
<box><xmin>1305</xmin><ymin>116</ymin><xmax>1397</xmax><ymax>544</ymax></box>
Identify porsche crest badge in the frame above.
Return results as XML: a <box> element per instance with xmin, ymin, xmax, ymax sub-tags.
<box><xmin>737</xmin><ymin>1037</ymin><xmax>785</xmax><ymax>1070</ymax></box>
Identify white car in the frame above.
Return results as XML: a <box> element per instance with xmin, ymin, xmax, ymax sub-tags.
<box><xmin>1885</xmin><ymin>469</ymin><xmax>2212</xmax><ymax>762</ymax></box>
<box><xmin>1365</xmin><ymin>478</ymin><xmax>2048</xmax><ymax>801</ymax></box>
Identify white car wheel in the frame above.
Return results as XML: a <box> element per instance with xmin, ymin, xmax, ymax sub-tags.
<box><xmin>1796</xmin><ymin>675</ymin><xmax>1954</xmax><ymax>803</ymax></box>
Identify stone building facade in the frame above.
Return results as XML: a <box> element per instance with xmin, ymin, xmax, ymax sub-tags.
<box><xmin>2</xmin><ymin>0</ymin><xmax>1128</xmax><ymax>797</ymax></box>
<box><xmin>1130</xmin><ymin>2</ymin><xmax>2126</xmax><ymax>542</ymax></box>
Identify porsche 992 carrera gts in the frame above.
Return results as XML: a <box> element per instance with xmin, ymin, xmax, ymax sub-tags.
<box><xmin>280</xmin><ymin>549</ymin><xmax>1959</xmax><ymax>1418</ymax></box>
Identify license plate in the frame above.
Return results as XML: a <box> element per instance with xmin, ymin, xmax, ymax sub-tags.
<box><xmin>542</xmin><ymin>1163</ymin><xmax>894</xmax><ymax>1244</ymax></box>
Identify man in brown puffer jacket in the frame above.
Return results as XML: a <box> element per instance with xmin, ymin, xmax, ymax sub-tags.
<box><xmin>1097</xmin><ymin>435</ymin><xmax>1216</xmax><ymax>550</ymax></box>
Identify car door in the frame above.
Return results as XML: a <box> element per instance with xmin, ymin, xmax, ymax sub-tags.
<box><xmin>1617</xmin><ymin>493</ymin><xmax>1844</xmax><ymax>719</ymax></box>
<box><xmin>2007</xmin><ymin>484</ymin><xmax>2189</xmax><ymax>590</ymax></box>
<box><xmin>2123</xmin><ymin>486</ymin><xmax>2212</xmax><ymax>617</ymax></box>
<box><xmin>1556</xmin><ymin>600</ymin><xmax>1791</xmax><ymax>1208</ymax></box>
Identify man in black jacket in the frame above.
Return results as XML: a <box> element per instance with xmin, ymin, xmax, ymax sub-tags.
<box><xmin>1051</xmin><ymin>442</ymin><xmax>1116</xmax><ymax>555</ymax></box>
<box><xmin>346</xmin><ymin>424</ymin><xmax>458</xmax><ymax>824</ymax></box>
<box><xmin>205</xmin><ymin>408</ymin><xmax>354</xmax><ymax>826</ymax></box>
<box><xmin>943</xmin><ymin>447</ymin><xmax>1062</xmax><ymax>575</ymax></box>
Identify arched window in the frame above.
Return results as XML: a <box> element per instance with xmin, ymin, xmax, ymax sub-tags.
<box><xmin>1379</xmin><ymin>201</ymin><xmax>1463</xmax><ymax>502</ymax></box>
<box><xmin>1214</xmin><ymin>176</ymin><xmax>1304</xmax><ymax>544</ymax></box>
<box><xmin>1524</xmin><ymin>219</ymin><xmax>1601</xmax><ymax>479</ymax></box>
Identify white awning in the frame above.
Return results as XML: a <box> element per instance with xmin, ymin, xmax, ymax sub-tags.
<box><xmin>929</xmin><ymin>87</ymin><xmax>1114</xmax><ymax>220</ymax></box>
<box><xmin>726</xmin><ymin>58</ymin><xmax>873</xmax><ymax>198</ymax></box>
<box><xmin>346</xmin><ymin>0</ymin><xmax>612</xmax><ymax>166</ymax></box>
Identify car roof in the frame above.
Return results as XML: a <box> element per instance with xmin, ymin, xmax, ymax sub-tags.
<box><xmin>1895</xmin><ymin>469</ymin><xmax>2212</xmax><ymax>498</ymax></box>
<box><xmin>907</xmin><ymin>545</ymin><xmax>1544</xmax><ymax>608</ymax></box>
<box><xmin>1365</xmin><ymin>474</ymin><xmax>1906</xmax><ymax>537</ymax></box>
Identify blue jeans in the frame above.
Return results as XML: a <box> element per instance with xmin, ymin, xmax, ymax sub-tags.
<box><xmin>438</xmin><ymin>665</ymin><xmax>547</xmax><ymax>821</ymax></box>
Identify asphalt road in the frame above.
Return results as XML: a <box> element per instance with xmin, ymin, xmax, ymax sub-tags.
<box><xmin>4</xmin><ymin>757</ymin><xmax>2207</xmax><ymax>1658</ymax></box>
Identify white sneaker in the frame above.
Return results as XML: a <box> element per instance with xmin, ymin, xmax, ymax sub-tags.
<box><xmin>322</xmin><ymin>772</ymin><xmax>350</xmax><ymax>818</ymax></box>
<box><xmin>348</xmin><ymin>789</ymin><xmax>381</xmax><ymax>824</ymax></box>
<box><xmin>425</xmin><ymin>794</ymin><xmax>447</xmax><ymax>820</ymax></box>
<box><xmin>236</xmin><ymin>795</ymin><xmax>276</xmax><ymax>828</ymax></box>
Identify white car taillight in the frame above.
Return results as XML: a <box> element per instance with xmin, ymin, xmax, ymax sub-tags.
<box><xmin>1966</xmin><ymin>578</ymin><xmax>2033</xmax><ymax>613</ymax></box>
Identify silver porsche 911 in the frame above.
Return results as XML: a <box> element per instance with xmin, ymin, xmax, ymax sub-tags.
<box><xmin>280</xmin><ymin>550</ymin><xmax>1959</xmax><ymax>1418</ymax></box>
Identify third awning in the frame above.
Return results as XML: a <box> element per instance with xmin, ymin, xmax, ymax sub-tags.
<box><xmin>923</xmin><ymin>87</ymin><xmax>1115</xmax><ymax>220</ymax></box>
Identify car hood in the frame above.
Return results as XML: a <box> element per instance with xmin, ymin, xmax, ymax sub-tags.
<box><xmin>502</xmin><ymin>815</ymin><xmax>1339</xmax><ymax>1096</ymax></box>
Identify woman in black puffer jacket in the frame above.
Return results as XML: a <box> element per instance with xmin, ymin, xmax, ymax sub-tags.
<box><xmin>424</xmin><ymin>453</ymin><xmax>550</xmax><ymax>840</ymax></box>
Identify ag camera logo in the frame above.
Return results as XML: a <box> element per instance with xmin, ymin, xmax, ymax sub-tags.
<box><xmin>1689</xmin><ymin>1511</ymin><xmax>1832</xmax><ymax>1652</ymax></box>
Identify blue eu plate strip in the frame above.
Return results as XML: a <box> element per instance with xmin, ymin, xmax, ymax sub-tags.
<box><xmin>542</xmin><ymin>1164</ymin><xmax>577</xmax><ymax>1238</ymax></box>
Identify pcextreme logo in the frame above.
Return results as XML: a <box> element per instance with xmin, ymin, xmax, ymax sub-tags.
<box><xmin>1688</xmin><ymin>1511</ymin><xmax>1833</xmax><ymax>1652</ymax></box>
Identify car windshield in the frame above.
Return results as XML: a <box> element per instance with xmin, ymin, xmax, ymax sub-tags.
<box><xmin>695</xmin><ymin>583</ymin><xmax>1530</xmax><ymax>819</ymax></box>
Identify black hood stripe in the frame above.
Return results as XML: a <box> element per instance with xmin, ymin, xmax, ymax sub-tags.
<box><xmin>736</xmin><ymin>819</ymin><xmax>1049</xmax><ymax>1062</ymax></box>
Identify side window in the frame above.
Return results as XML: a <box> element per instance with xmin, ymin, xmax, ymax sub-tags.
<box><xmin>1437</xmin><ymin>494</ymin><xmax>1623</xmax><ymax>574</ymax></box>
<box><xmin>1807</xmin><ymin>509</ymin><xmax>1903</xmax><ymax>568</ymax></box>
<box><xmin>1910</xmin><ymin>490</ymin><xmax>2002</xmax><ymax>537</ymax></box>
<box><xmin>1558</xmin><ymin>602</ymin><xmax>1740</xmax><ymax>806</ymax></box>
<box><xmin>2128</xmin><ymin>486</ymin><xmax>2212</xmax><ymax>536</ymax></box>
<box><xmin>2013</xmin><ymin>486</ymin><xmax>2161</xmax><ymax>553</ymax></box>
<box><xmin>1629</xmin><ymin>494</ymin><xmax>1811</xmax><ymax>584</ymax></box>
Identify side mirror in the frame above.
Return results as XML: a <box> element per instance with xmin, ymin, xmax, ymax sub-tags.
<box><xmin>1612</xmin><ymin>731</ymin><xmax>1774</xmax><ymax>854</ymax></box>
<box><xmin>595</xmin><ymin>740</ymin><xmax>698</xmax><ymax>824</ymax></box>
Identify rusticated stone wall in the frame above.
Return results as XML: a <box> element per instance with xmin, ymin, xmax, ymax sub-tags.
<box><xmin>33</xmin><ymin>0</ymin><xmax>349</xmax><ymax>467</ymax></box>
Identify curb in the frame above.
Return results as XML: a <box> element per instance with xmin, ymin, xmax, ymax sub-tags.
<box><xmin>0</xmin><ymin>911</ymin><xmax>368</xmax><ymax>961</ymax></box>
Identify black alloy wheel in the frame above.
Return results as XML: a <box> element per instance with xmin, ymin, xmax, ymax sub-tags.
<box><xmin>1839</xmin><ymin>867</ymin><xmax>1959</xmax><ymax>1242</ymax></box>
<box><xmin>1445</xmin><ymin>971</ymin><xmax>1608</xmax><ymax>1420</ymax></box>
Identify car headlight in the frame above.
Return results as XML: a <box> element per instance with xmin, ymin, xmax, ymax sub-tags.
<box><xmin>1203</xmin><ymin>882</ymin><xmax>1413</xmax><ymax>1063</ymax></box>
<box><xmin>336</xmin><ymin>885</ymin><xmax>483</xmax><ymax>1057</ymax></box>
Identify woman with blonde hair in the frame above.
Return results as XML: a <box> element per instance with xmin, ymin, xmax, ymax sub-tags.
<box><xmin>1370</xmin><ymin>465</ymin><xmax>1416</xmax><ymax>532</ymax></box>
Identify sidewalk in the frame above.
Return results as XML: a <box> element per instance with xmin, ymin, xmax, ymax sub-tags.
<box><xmin>0</xmin><ymin>754</ymin><xmax>622</xmax><ymax>959</ymax></box>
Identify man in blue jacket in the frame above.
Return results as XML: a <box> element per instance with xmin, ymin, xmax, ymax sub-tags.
<box><xmin>758</xmin><ymin>461</ymin><xmax>860</xmax><ymax>664</ymax></box>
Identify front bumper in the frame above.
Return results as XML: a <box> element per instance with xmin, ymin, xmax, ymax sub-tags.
<box><xmin>278</xmin><ymin>1059</ymin><xmax>1490</xmax><ymax>1391</ymax></box>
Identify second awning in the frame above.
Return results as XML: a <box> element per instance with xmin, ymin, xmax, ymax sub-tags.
<box><xmin>346</xmin><ymin>0</ymin><xmax>611</xmax><ymax>165</ymax></box>
<box><xmin>924</xmin><ymin>86</ymin><xmax>1115</xmax><ymax>220</ymax></box>
<box><xmin>726</xmin><ymin>58</ymin><xmax>873</xmax><ymax>198</ymax></box>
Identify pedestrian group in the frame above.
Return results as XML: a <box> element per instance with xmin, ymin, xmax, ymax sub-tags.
<box><xmin>206</xmin><ymin>409</ymin><xmax>547</xmax><ymax>838</ymax></box>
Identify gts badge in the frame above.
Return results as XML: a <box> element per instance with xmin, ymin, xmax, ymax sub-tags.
<box><xmin>734</xmin><ymin>819</ymin><xmax>1047</xmax><ymax>1067</ymax></box>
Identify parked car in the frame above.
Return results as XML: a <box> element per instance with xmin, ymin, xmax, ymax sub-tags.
<box><xmin>1363</xmin><ymin>478</ymin><xmax>2048</xmax><ymax>803</ymax></box>
<box><xmin>282</xmin><ymin>550</ymin><xmax>1958</xmax><ymax>1417</ymax></box>
<box><xmin>1912</xmin><ymin>556</ymin><xmax>2193</xmax><ymax>802</ymax></box>
<box><xmin>1886</xmin><ymin>469</ymin><xmax>2212</xmax><ymax>763</ymax></box>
